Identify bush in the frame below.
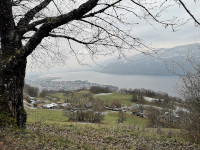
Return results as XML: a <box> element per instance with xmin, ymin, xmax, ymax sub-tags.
<box><xmin>65</xmin><ymin>93</ymin><xmax>105</xmax><ymax>123</ymax></box>
<box><xmin>23</xmin><ymin>84</ymin><xmax>39</xmax><ymax>97</ymax></box>
<box><xmin>131</xmin><ymin>95</ymin><xmax>145</xmax><ymax>104</ymax></box>
<box><xmin>146</xmin><ymin>107</ymin><xmax>163</xmax><ymax>128</ymax></box>
<box><xmin>131</xmin><ymin>95</ymin><xmax>138</xmax><ymax>102</ymax></box>
<box><xmin>181</xmin><ymin>112</ymin><xmax>200</xmax><ymax>143</ymax></box>
<box><xmin>67</xmin><ymin>110</ymin><xmax>104</xmax><ymax>123</ymax></box>
<box><xmin>146</xmin><ymin>107</ymin><xmax>177</xmax><ymax>128</ymax></box>
<box><xmin>111</xmin><ymin>100</ymin><xmax>121</xmax><ymax>108</ymax></box>
<box><xmin>136</xmin><ymin>97</ymin><xmax>146</xmax><ymax>104</ymax></box>
<box><xmin>118</xmin><ymin>111</ymin><xmax>126</xmax><ymax>123</ymax></box>
<box><xmin>92</xmin><ymin>98</ymin><xmax>105</xmax><ymax>112</ymax></box>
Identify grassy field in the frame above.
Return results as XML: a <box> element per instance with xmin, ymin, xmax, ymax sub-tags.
<box><xmin>1</xmin><ymin>117</ymin><xmax>199</xmax><ymax>149</ymax></box>
<box><xmin>45</xmin><ymin>91</ymin><xmax>133</xmax><ymax>106</ymax></box>
<box><xmin>26</xmin><ymin>108</ymin><xmax>147</xmax><ymax>127</ymax></box>
<box><xmin>103</xmin><ymin>112</ymin><xmax>148</xmax><ymax>126</ymax></box>
<box><xmin>51</xmin><ymin>92</ymin><xmax>66</xmax><ymax>103</ymax></box>
<box><xmin>94</xmin><ymin>92</ymin><xmax>133</xmax><ymax>106</ymax></box>
<box><xmin>1</xmin><ymin>108</ymin><xmax>199</xmax><ymax>149</ymax></box>
<box><xmin>26</xmin><ymin>108</ymin><xmax>68</xmax><ymax>123</ymax></box>
<box><xmin>51</xmin><ymin>91</ymin><xmax>91</xmax><ymax>103</ymax></box>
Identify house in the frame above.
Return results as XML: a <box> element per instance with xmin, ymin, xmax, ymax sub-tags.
<box><xmin>42</xmin><ymin>103</ymin><xmax>58</xmax><ymax>109</ymax></box>
<box><xmin>60</xmin><ymin>103</ymin><xmax>71</xmax><ymax>109</ymax></box>
<box><xmin>112</xmin><ymin>107</ymin><xmax>121</xmax><ymax>111</ymax></box>
<box><xmin>61</xmin><ymin>103</ymin><xmax>71</xmax><ymax>107</ymax></box>
<box><xmin>29</xmin><ymin>97</ymin><xmax>37</xmax><ymax>101</ymax></box>
<box><xmin>143</xmin><ymin>96</ymin><xmax>164</xmax><ymax>102</ymax></box>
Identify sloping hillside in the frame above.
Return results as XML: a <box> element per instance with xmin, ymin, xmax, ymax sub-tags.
<box><xmin>100</xmin><ymin>43</ymin><xmax>200</xmax><ymax>75</ymax></box>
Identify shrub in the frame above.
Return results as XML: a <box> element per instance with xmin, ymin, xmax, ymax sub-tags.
<box><xmin>67</xmin><ymin>110</ymin><xmax>104</xmax><ymax>123</ymax></box>
<box><xmin>181</xmin><ymin>112</ymin><xmax>200</xmax><ymax>143</ymax></box>
<box><xmin>65</xmin><ymin>94</ymin><xmax>105</xmax><ymax>123</ymax></box>
<box><xmin>131</xmin><ymin>95</ymin><xmax>138</xmax><ymax>102</ymax></box>
<box><xmin>146</xmin><ymin>107</ymin><xmax>177</xmax><ymax>128</ymax></box>
<box><xmin>118</xmin><ymin>111</ymin><xmax>126</xmax><ymax>123</ymax></box>
<box><xmin>111</xmin><ymin>100</ymin><xmax>121</xmax><ymax>108</ymax></box>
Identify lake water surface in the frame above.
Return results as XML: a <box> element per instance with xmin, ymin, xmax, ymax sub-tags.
<box><xmin>42</xmin><ymin>71</ymin><xmax>180</xmax><ymax>97</ymax></box>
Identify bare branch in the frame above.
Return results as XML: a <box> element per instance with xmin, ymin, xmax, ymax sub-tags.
<box><xmin>17</xmin><ymin>0</ymin><xmax>53</xmax><ymax>28</ymax></box>
<box><xmin>19</xmin><ymin>18</ymin><xmax>49</xmax><ymax>34</ymax></box>
<box><xmin>83</xmin><ymin>0</ymin><xmax>122</xmax><ymax>18</ymax></box>
<box><xmin>48</xmin><ymin>33</ymin><xmax>99</xmax><ymax>45</ymax></box>
<box><xmin>130</xmin><ymin>0</ymin><xmax>176</xmax><ymax>28</ymax></box>
<box><xmin>177</xmin><ymin>0</ymin><xmax>200</xmax><ymax>26</ymax></box>
<box><xmin>6</xmin><ymin>0</ymin><xmax>99</xmax><ymax>69</ymax></box>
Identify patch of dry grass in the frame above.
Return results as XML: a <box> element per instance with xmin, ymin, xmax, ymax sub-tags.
<box><xmin>1</xmin><ymin>121</ymin><xmax>199</xmax><ymax>150</ymax></box>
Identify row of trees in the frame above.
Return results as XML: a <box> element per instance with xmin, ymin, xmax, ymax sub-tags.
<box><xmin>23</xmin><ymin>85</ymin><xmax>72</xmax><ymax>98</ymax></box>
<box><xmin>23</xmin><ymin>85</ymin><xmax>113</xmax><ymax>98</ymax></box>
<box><xmin>89</xmin><ymin>86</ymin><xmax>111</xmax><ymax>94</ymax></box>
<box><xmin>121</xmin><ymin>88</ymin><xmax>180</xmax><ymax>101</ymax></box>
<box><xmin>124</xmin><ymin>88</ymin><xmax>180</xmax><ymax>109</ymax></box>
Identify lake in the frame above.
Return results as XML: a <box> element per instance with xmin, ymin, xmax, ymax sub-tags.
<box><xmin>41</xmin><ymin>71</ymin><xmax>180</xmax><ymax>97</ymax></box>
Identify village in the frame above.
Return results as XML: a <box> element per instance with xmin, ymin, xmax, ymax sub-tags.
<box><xmin>23</xmin><ymin>87</ymin><xmax>188</xmax><ymax>126</ymax></box>
<box><xmin>26</xmin><ymin>78</ymin><xmax>118</xmax><ymax>91</ymax></box>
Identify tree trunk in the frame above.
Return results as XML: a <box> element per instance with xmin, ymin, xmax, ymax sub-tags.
<box><xmin>0</xmin><ymin>0</ymin><xmax>27</xmax><ymax>128</ymax></box>
<box><xmin>0</xmin><ymin>59</ymin><xmax>27</xmax><ymax>128</ymax></box>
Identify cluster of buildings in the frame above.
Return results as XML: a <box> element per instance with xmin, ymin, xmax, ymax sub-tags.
<box><xmin>26</xmin><ymin>79</ymin><xmax>118</xmax><ymax>91</ymax></box>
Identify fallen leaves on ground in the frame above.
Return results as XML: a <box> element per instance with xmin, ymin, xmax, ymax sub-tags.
<box><xmin>0</xmin><ymin>123</ymin><xmax>199</xmax><ymax>150</ymax></box>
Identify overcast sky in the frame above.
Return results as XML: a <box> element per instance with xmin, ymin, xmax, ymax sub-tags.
<box><xmin>26</xmin><ymin>0</ymin><xmax>200</xmax><ymax>72</ymax></box>
<box><xmin>127</xmin><ymin>0</ymin><xmax>200</xmax><ymax>48</ymax></box>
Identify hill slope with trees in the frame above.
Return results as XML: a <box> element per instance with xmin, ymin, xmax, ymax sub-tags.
<box><xmin>99</xmin><ymin>43</ymin><xmax>200</xmax><ymax>76</ymax></box>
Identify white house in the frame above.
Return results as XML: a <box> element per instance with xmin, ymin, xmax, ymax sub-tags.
<box><xmin>42</xmin><ymin>103</ymin><xmax>58</xmax><ymax>109</ymax></box>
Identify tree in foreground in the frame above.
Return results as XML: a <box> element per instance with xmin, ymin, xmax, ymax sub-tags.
<box><xmin>177</xmin><ymin>55</ymin><xmax>200</xmax><ymax>143</ymax></box>
<box><xmin>0</xmin><ymin>0</ymin><xmax>199</xmax><ymax>127</ymax></box>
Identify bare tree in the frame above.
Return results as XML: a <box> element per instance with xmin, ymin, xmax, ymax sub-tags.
<box><xmin>177</xmin><ymin>53</ymin><xmax>200</xmax><ymax>143</ymax></box>
<box><xmin>0</xmin><ymin>0</ymin><xmax>199</xmax><ymax>128</ymax></box>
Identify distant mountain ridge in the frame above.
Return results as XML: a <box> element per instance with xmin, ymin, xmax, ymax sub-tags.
<box><xmin>98</xmin><ymin>43</ymin><xmax>200</xmax><ymax>76</ymax></box>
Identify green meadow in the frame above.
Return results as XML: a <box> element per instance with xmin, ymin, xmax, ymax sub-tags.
<box><xmin>94</xmin><ymin>92</ymin><xmax>133</xmax><ymax>106</ymax></box>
